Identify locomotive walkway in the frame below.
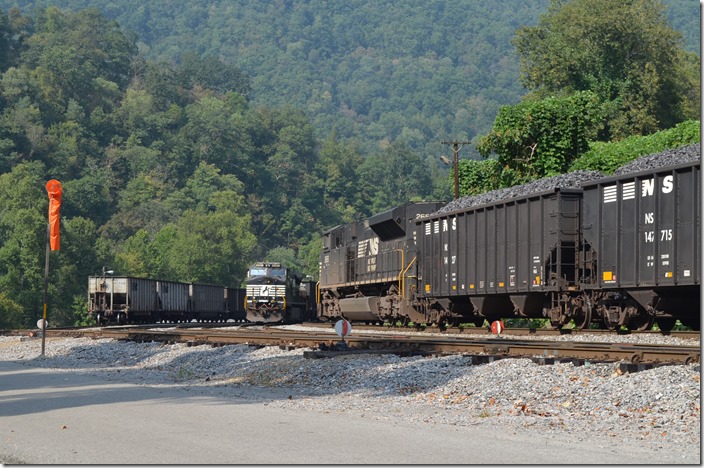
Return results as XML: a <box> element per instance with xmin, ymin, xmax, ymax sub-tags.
<box><xmin>0</xmin><ymin>359</ymin><xmax>680</xmax><ymax>464</ymax></box>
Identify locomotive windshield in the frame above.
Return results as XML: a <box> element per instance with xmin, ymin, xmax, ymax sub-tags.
<box><xmin>249</xmin><ymin>267</ymin><xmax>267</xmax><ymax>277</ymax></box>
<box><xmin>248</xmin><ymin>264</ymin><xmax>287</xmax><ymax>279</ymax></box>
<box><xmin>270</xmin><ymin>268</ymin><xmax>286</xmax><ymax>277</ymax></box>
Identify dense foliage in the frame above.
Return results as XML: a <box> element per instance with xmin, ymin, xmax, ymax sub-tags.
<box><xmin>513</xmin><ymin>0</ymin><xmax>699</xmax><ymax>139</ymax></box>
<box><xmin>464</xmin><ymin>0</ymin><xmax>699</xmax><ymax>195</ymax></box>
<box><xmin>0</xmin><ymin>6</ymin><xmax>441</xmax><ymax>328</ymax></box>
<box><xmin>0</xmin><ymin>0</ymin><xmax>696</xmax><ymax>162</ymax></box>
<box><xmin>0</xmin><ymin>1</ymin><xmax>697</xmax><ymax>328</ymax></box>
<box><xmin>570</xmin><ymin>119</ymin><xmax>700</xmax><ymax>174</ymax></box>
<box><xmin>476</xmin><ymin>91</ymin><xmax>607</xmax><ymax>184</ymax></box>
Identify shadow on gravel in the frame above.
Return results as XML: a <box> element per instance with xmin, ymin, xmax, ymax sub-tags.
<box><xmin>0</xmin><ymin>338</ymin><xmax>477</xmax><ymax>416</ymax></box>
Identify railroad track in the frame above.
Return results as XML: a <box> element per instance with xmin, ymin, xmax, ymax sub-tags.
<box><xmin>299</xmin><ymin>322</ymin><xmax>701</xmax><ymax>340</ymax></box>
<box><xmin>18</xmin><ymin>324</ymin><xmax>699</xmax><ymax>368</ymax></box>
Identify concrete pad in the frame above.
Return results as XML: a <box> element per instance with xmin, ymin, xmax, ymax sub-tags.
<box><xmin>0</xmin><ymin>360</ymin><xmax>687</xmax><ymax>464</ymax></box>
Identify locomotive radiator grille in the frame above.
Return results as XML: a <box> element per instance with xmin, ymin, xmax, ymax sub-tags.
<box><xmin>246</xmin><ymin>284</ymin><xmax>286</xmax><ymax>298</ymax></box>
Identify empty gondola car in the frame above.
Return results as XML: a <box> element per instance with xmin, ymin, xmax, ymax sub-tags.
<box><xmin>244</xmin><ymin>262</ymin><xmax>316</xmax><ymax>323</ymax></box>
<box><xmin>88</xmin><ymin>276</ymin><xmax>158</xmax><ymax>325</ymax></box>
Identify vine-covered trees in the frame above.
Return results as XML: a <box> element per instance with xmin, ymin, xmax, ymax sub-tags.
<box><xmin>476</xmin><ymin>92</ymin><xmax>606</xmax><ymax>183</ymax></box>
<box><xmin>513</xmin><ymin>0</ymin><xmax>699</xmax><ymax>139</ymax></box>
<box><xmin>474</xmin><ymin>0</ymin><xmax>699</xmax><ymax>194</ymax></box>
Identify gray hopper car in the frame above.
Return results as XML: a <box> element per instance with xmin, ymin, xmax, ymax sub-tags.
<box><xmin>88</xmin><ymin>277</ymin><xmax>247</xmax><ymax>325</ymax></box>
<box><xmin>88</xmin><ymin>276</ymin><xmax>158</xmax><ymax>325</ymax></box>
<box><xmin>189</xmin><ymin>283</ymin><xmax>227</xmax><ymax>322</ymax></box>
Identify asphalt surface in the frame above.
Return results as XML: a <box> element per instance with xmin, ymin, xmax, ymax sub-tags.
<box><xmin>0</xmin><ymin>359</ymin><xmax>689</xmax><ymax>464</ymax></box>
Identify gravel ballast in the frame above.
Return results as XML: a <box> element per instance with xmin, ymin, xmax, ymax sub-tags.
<box><xmin>0</xmin><ymin>328</ymin><xmax>699</xmax><ymax>463</ymax></box>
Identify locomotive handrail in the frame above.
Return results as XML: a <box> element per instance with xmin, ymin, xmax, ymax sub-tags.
<box><xmin>400</xmin><ymin>256</ymin><xmax>417</xmax><ymax>300</ymax></box>
<box><xmin>395</xmin><ymin>249</ymin><xmax>404</xmax><ymax>298</ymax></box>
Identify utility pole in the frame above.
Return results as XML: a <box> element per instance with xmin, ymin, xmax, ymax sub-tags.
<box><xmin>441</xmin><ymin>140</ymin><xmax>471</xmax><ymax>200</ymax></box>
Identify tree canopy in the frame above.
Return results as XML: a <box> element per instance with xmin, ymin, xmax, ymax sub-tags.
<box><xmin>513</xmin><ymin>0</ymin><xmax>699</xmax><ymax>139</ymax></box>
<box><xmin>0</xmin><ymin>2</ymin><xmax>697</xmax><ymax>328</ymax></box>
<box><xmin>472</xmin><ymin>0</ymin><xmax>699</xmax><ymax>191</ymax></box>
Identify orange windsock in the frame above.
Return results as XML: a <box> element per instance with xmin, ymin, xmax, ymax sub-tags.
<box><xmin>46</xmin><ymin>180</ymin><xmax>62</xmax><ymax>251</ymax></box>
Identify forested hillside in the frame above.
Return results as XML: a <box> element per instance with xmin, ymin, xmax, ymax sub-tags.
<box><xmin>3</xmin><ymin>0</ymin><xmax>698</xmax><ymax>160</ymax></box>
<box><xmin>0</xmin><ymin>0</ymin><xmax>698</xmax><ymax>329</ymax></box>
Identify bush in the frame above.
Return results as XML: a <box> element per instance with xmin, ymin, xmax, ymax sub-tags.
<box><xmin>0</xmin><ymin>292</ymin><xmax>24</xmax><ymax>329</ymax></box>
<box><xmin>569</xmin><ymin>120</ymin><xmax>700</xmax><ymax>174</ymax></box>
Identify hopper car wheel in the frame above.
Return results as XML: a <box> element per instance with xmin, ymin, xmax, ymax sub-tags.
<box><xmin>656</xmin><ymin>317</ymin><xmax>676</xmax><ymax>332</ymax></box>
<box><xmin>626</xmin><ymin>313</ymin><xmax>654</xmax><ymax>331</ymax></box>
<box><xmin>549</xmin><ymin>320</ymin><xmax>563</xmax><ymax>330</ymax></box>
<box><xmin>572</xmin><ymin>307</ymin><xmax>592</xmax><ymax>330</ymax></box>
<box><xmin>602</xmin><ymin>317</ymin><xmax>619</xmax><ymax>331</ymax></box>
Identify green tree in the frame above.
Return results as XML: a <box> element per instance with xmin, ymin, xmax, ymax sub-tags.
<box><xmin>456</xmin><ymin>158</ymin><xmax>509</xmax><ymax>196</ymax></box>
<box><xmin>146</xmin><ymin>189</ymin><xmax>256</xmax><ymax>286</ymax></box>
<box><xmin>358</xmin><ymin>140</ymin><xmax>434</xmax><ymax>214</ymax></box>
<box><xmin>0</xmin><ymin>292</ymin><xmax>23</xmax><ymax>329</ymax></box>
<box><xmin>0</xmin><ymin>161</ymin><xmax>47</xmax><ymax>326</ymax></box>
<box><xmin>178</xmin><ymin>52</ymin><xmax>251</xmax><ymax>97</ymax></box>
<box><xmin>476</xmin><ymin>91</ymin><xmax>606</xmax><ymax>183</ymax></box>
<box><xmin>263</xmin><ymin>246</ymin><xmax>305</xmax><ymax>275</ymax></box>
<box><xmin>49</xmin><ymin>216</ymin><xmax>101</xmax><ymax>326</ymax></box>
<box><xmin>316</xmin><ymin>133</ymin><xmax>366</xmax><ymax>224</ymax></box>
<box><xmin>22</xmin><ymin>7</ymin><xmax>137</xmax><ymax>119</ymax></box>
<box><xmin>514</xmin><ymin>0</ymin><xmax>699</xmax><ymax>139</ymax></box>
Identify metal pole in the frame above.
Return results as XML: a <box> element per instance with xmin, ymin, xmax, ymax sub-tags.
<box><xmin>442</xmin><ymin>141</ymin><xmax>471</xmax><ymax>200</ymax></box>
<box><xmin>41</xmin><ymin>223</ymin><xmax>50</xmax><ymax>356</ymax></box>
<box><xmin>452</xmin><ymin>144</ymin><xmax>459</xmax><ymax>200</ymax></box>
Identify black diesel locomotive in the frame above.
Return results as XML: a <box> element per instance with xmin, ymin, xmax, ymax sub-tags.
<box><xmin>244</xmin><ymin>262</ymin><xmax>317</xmax><ymax>323</ymax></box>
<box><xmin>319</xmin><ymin>160</ymin><xmax>700</xmax><ymax>331</ymax></box>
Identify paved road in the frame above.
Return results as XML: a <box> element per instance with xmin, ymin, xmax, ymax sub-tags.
<box><xmin>0</xmin><ymin>359</ymin><xmax>687</xmax><ymax>464</ymax></box>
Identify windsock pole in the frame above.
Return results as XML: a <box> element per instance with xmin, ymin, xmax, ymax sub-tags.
<box><xmin>41</xmin><ymin>223</ymin><xmax>50</xmax><ymax>356</ymax></box>
<box><xmin>42</xmin><ymin>179</ymin><xmax>62</xmax><ymax>356</ymax></box>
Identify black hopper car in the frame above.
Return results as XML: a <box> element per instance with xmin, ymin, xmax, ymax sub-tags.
<box><xmin>319</xmin><ymin>160</ymin><xmax>700</xmax><ymax>331</ymax></box>
<box><xmin>88</xmin><ymin>276</ymin><xmax>246</xmax><ymax>325</ymax></box>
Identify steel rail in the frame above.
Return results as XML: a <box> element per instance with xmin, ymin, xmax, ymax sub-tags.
<box><xmin>38</xmin><ymin>326</ymin><xmax>700</xmax><ymax>365</ymax></box>
<box><xmin>299</xmin><ymin>322</ymin><xmax>701</xmax><ymax>340</ymax></box>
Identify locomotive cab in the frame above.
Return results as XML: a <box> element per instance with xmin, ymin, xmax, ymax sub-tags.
<box><xmin>245</xmin><ymin>262</ymin><xmax>315</xmax><ymax>323</ymax></box>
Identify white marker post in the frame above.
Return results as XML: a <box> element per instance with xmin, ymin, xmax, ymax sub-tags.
<box><xmin>334</xmin><ymin>319</ymin><xmax>352</xmax><ymax>350</ymax></box>
<box><xmin>491</xmin><ymin>320</ymin><xmax>505</xmax><ymax>335</ymax></box>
